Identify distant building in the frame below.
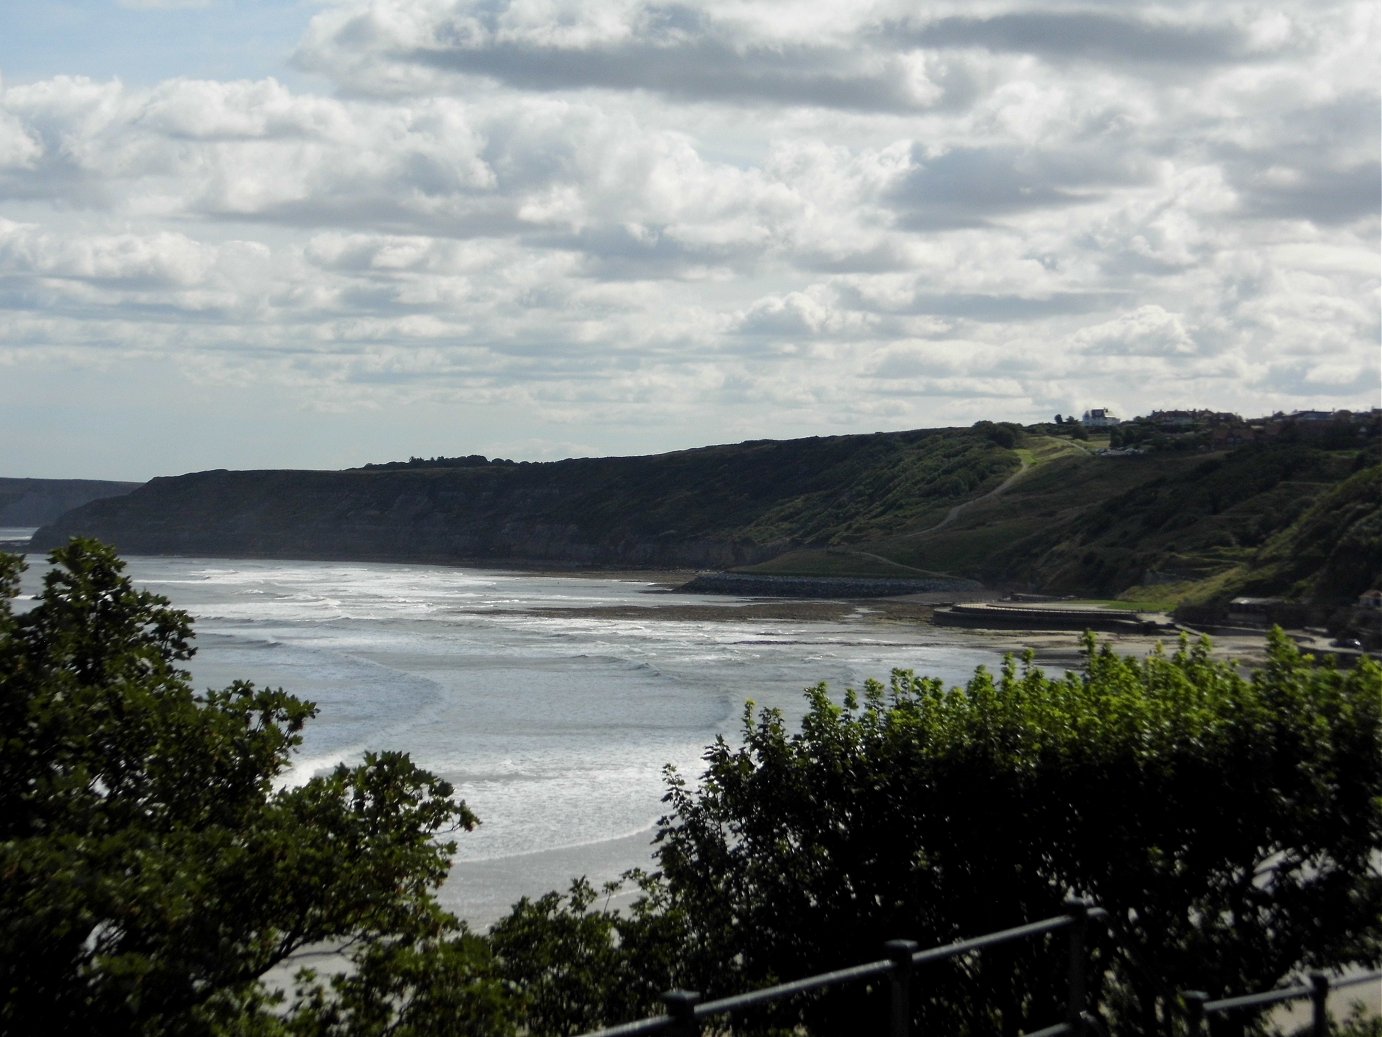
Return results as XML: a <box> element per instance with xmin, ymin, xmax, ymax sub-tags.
<box><xmin>1146</xmin><ymin>409</ymin><xmax>1200</xmax><ymax>429</ymax></box>
<box><xmin>1082</xmin><ymin>408</ymin><xmax>1120</xmax><ymax>428</ymax></box>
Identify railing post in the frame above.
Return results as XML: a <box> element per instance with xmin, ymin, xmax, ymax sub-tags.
<box><xmin>661</xmin><ymin>989</ymin><xmax>701</xmax><ymax>1037</ymax></box>
<box><xmin>1309</xmin><ymin>972</ymin><xmax>1330</xmax><ymax>1037</ymax></box>
<box><xmin>1064</xmin><ymin>898</ymin><xmax>1092</xmax><ymax>1035</ymax></box>
<box><xmin>885</xmin><ymin>939</ymin><xmax>920</xmax><ymax>1037</ymax></box>
<box><xmin>1183</xmin><ymin>991</ymin><xmax>1208</xmax><ymax>1037</ymax></box>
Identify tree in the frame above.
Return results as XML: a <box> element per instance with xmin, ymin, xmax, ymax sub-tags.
<box><xmin>640</xmin><ymin>634</ymin><xmax>1381</xmax><ymax>1036</ymax></box>
<box><xmin>487</xmin><ymin>873</ymin><xmax>694</xmax><ymax>1037</ymax></box>
<box><xmin>0</xmin><ymin>540</ymin><xmax>514</xmax><ymax>1036</ymax></box>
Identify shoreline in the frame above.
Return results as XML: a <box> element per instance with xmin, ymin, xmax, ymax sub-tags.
<box><xmin>460</xmin><ymin>570</ymin><xmax>1279</xmax><ymax>671</ymax></box>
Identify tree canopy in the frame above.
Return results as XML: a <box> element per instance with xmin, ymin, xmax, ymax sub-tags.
<box><xmin>0</xmin><ymin>540</ymin><xmax>513</xmax><ymax>1036</ymax></box>
<box><xmin>493</xmin><ymin>634</ymin><xmax>1382</xmax><ymax>1037</ymax></box>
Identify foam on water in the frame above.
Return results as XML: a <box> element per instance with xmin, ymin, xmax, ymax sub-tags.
<box><xmin>16</xmin><ymin>554</ymin><xmax>1008</xmax><ymax>928</ymax></box>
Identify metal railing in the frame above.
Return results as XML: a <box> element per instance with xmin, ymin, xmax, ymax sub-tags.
<box><xmin>1183</xmin><ymin>970</ymin><xmax>1382</xmax><ymax>1037</ymax></box>
<box><xmin>578</xmin><ymin>899</ymin><xmax>1108</xmax><ymax>1037</ymax></box>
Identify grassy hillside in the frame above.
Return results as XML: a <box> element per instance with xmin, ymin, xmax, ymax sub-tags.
<box><xmin>29</xmin><ymin>424</ymin><xmax>1379</xmax><ymax>616</ymax></box>
<box><xmin>741</xmin><ymin>431</ymin><xmax>1381</xmax><ymax>612</ymax></box>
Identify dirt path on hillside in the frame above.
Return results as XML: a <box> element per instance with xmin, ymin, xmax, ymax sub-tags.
<box><xmin>914</xmin><ymin>452</ymin><xmax>1032</xmax><ymax>536</ymax></box>
<box><xmin>822</xmin><ymin>453</ymin><xmax>1035</xmax><ymax>576</ymax></box>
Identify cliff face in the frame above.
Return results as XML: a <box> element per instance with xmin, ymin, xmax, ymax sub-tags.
<box><xmin>32</xmin><ymin>430</ymin><xmax>1013</xmax><ymax>570</ymax></box>
<box><xmin>27</xmin><ymin>468</ymin><xmax>789</xmax><ymax>568</ymax></box>
<box><xmin>0</xmin><ymin>478</ymin><xmax>142</xmax><ymax>528</ymax></box>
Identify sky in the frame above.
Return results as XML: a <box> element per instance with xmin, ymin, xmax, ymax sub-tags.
<box><xmin>1</xmin><ymin>0</ymin><xmax>1378</xmax><ymax>481</ymax></box>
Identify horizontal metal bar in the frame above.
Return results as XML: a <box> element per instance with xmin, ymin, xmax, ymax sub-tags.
<box><xmin>692</xmin><ymin>908</ymin><xmax>1106</xmax><ymax>1018</ymax></box>
<box><xmin>1331</xmin><ymin>970</ymin><xmax>1382</xmax><ymax>992</ymax></box>
<box><xmin>910</xmin><ymin>912</ymin><xmax>1080</xmax><ymax>967</ymax></box>
<box><xmin>696</xmin><ymin>958</ymin><xmax>894</xmax><ymax>1016</ymax></box>
<box><xmin>575</xmin><ymin>905</ymin><xmax>1110</xmax><ymax>1037</ymax></box>
<box><xmin>580</xmin><ymin>1017</ymin><xmax>675</xmax><ymax>1037</ymax></box>
<box><xmin>1205</xmin><ymin>985</ymin><xmax>1310</xmax><ymax>1013</ymax></box>
<box><xmin>1204</xmin><ymin>969</ymin><xmax>1382</xmax><ymax>1015</ymax></box>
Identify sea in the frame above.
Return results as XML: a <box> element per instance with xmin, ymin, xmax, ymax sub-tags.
<box><xmin>6</xmin><ymin>534</ymin><xmax>1009</xmax><ymax>929</ymax></box>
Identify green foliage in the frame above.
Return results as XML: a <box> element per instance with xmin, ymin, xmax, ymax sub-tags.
<box><xmin>502</xmin><ymin>632</ymin><xmax>1382</xmax><ymax>1037</ymax></box>
<box><xmin>0</xmin><ymin>540</ymin><xmax>511</xmax><ymax>1036</ymax></box>
<box><xmin>487</xmin><ymin>872</ymin><xmax>693</xmax><ymax>1036</ymax></box>
<box><xmin>281</xmin><ymin>932</ymin><xmax>516</xmax><ymax>1037</ymax></box>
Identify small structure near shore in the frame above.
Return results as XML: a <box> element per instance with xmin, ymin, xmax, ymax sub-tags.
<box><xmin>934</xmin><ymin>602</ymin><xmax>1165</xmax><ymax>634</ymax></box>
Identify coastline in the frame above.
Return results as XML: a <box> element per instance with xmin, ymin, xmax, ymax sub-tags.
<box><xmin>470</xmin><ymin>568</ymin><xmax>1279</xmax><ymax>672</ymax></box>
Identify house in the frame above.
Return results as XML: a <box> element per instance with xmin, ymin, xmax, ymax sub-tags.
<box><xmin>1147</xmin><ymin>409</ymin><xmax>1201</xmax><ymax>429</ymax></box>
<box><xmin>1082</xmin><ymin>408</ymin><xmax>1120</xmax><ymax>428</ymax></box>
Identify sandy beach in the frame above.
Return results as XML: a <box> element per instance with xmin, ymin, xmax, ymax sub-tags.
<box><xmin>465</xmin><ymin>568</ymin><xmax>1281</xmax><ymax>673</ymax></box>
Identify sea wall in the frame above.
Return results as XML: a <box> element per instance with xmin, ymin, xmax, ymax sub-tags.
<box><xmin>933</xmin><ymin>602</ymin><xmax>1160</xmax><ymax>633</ymax></box>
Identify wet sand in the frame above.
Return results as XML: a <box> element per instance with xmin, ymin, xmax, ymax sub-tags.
<box><xmin>470</xmin><ymin>568</ymin><xmax>1278</xmax><ymax>672</ymax></box>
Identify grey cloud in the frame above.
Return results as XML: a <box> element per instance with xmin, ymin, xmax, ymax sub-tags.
<box><xmin>1205</xmin><ymin>94</ymin><xmax>1381</xmax><ymax>226</ymax></box>
<box><xmin>889</xmin><ymin>12</ymin><xmax>1252</xmax><ymax>67</ymax></box>
<box><xmin>905</xmin><ymin>292</ymin><xmax>1124</xmax><ymax>323</ymax></box>
<box><xmin>886</xmin><ymin>146</ymin><xmax>1145</xmax><ymax>229</ymax></box>
<box><xmin>530</xmin><ymin>224</ymin><xmax>756</xmax><ymax>281</ymax></box>
<box><xmin>292</xmin><ymin>1</ymin><xmax>969</xmax><ymax>111</ymax></box>
<box><xmin>834</xmin><ymin>281</ymin><xmax>1125</xmax><ymax>323</ymax></box>
<box><xmin>0</xmin><ymin>156</ymin><xmax>121</xmax><ymax>210</ymax></box>
<box><xmin>337</xmin><ymin>283</ymin><xmax>434</xmax><ymax>312</ymax></box>
<box><xmin>1254</xmin><ymin>361</ymin><xmax>1381</xmax><ymax>398</ymax></box>
<box><xmin>407</xmin><ymin>38</ymin><xmax>935</xmax><ymax>112</ymax></box>
<box><xmin>210</xmin><ymin>196</ymin><xmax>528</xmax><ymax>239</ymax></box>
<box><xmin>1234</xmin><ymin>160</ymin><xmax>1381</xmax><ymax>226</ymax></box>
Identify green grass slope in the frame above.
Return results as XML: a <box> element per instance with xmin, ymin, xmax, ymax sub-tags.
<box><xmin>748</xmin><ymin>433</ymin><xmax>1380</xmax><ymax>611</ymax></box>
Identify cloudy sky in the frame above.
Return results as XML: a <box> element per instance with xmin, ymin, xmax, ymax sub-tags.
<box><xmin>1</xmin><ymin>0</ymin><xmax>1378</xmax><ymax>480</ymax></box>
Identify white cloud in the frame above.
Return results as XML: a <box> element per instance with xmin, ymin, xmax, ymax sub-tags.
<box><xmin>0</xmin><ymin>0</ymin><xmax>1377</xmax><ymax>478</ymax></box>
<box><xmin>1073</xmin><ymin>306</ymin><xmax>1198</xmax><ymax>358</ymax></box>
